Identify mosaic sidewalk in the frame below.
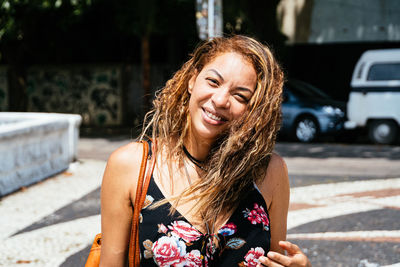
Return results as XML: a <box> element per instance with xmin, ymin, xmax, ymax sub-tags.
<box><xmin>0</xmin><ymin>155</ymin><xmax>399</xmax><ymax>266</ymax></box>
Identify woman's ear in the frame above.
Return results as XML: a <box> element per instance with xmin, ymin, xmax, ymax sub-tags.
<box><xmin>188</xmin><ymin>72</ymin><xmax>197</xmax><ymax>94</ymax></box>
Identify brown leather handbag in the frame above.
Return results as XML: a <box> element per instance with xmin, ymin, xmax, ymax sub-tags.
<box><xmin>85</xmin><ymin>140</ymin><xmax>156</xmax><ymax>267</ymax></box>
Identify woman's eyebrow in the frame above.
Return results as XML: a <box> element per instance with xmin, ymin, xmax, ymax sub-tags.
<box><xmin>207</xmin><ymin>69</ymin><xmax>224</xmax><ymax>82</ymax></box>
<box><xmin>207</xmin><ymin>69</ymin><xmax>254</xmax><ymax>93</ymax></box>
<box><xmin>237</xmin><ymin>87</ymin><xmax>254</xmax><ymax>94</ymax></box>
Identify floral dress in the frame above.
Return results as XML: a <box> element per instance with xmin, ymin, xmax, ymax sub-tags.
<box><xmin>138</xmin><ymin>176</ymin><xmax>271</xmax><ymax>267</ymax></box>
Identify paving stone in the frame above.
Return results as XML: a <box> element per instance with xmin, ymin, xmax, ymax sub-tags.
<box><xmin>2</xmin><ymin>138</ymin><xmax>400</xmax><ymax>266</ymax></box>
<box><xmin>13</xmin><ymin>187</ymin><xmax>100</xmax><ymax>236</ymax></box>
<box><xmin>288</xmin><ymin>209</ymin><xmax>400</xmax><ymax>234</ymax></box>
<box><xmin>287</xmin><ymin>239</ymin><xmax>400</xmax><ymax>267</ymax></box>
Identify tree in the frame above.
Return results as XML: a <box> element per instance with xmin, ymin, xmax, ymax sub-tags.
<box><xmin>0</xmin><ymin>0</ymin><xmax>198</xmax><ymax>119</ymax></box>
<box><xmin>114</xmin><ymin>0</ymin><xmax>198</xmax><ymax>114</ymax></box>
<box><xmin>113</xmin><ymin>0</ymin><xmax>157</xmax><ymax>114</ymax></box>
<box><xmin>0</xmin><ymin>0</ymin><xmax>92</xmax><ymax>111</ymax></box>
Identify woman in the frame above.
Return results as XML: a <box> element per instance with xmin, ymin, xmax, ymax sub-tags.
<box><xmin>100</xmin><ymin>35</ymin><xmax>311</xmax><ymax>267</ymax></box>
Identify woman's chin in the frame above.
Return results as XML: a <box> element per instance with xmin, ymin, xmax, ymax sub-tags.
<box><xmin>192</xmin><ymin>126</ymin><xmax>225</xmax><ymax>143</ymax></box>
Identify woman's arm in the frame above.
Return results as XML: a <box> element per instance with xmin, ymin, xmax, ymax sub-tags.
<box><xmin>257</xmin><ymin>154</ymin><xmax>311</xmax><ymax>267</ymax></box>
<box><xmin>99</xmin><ymin>142</ymin><xmax>144</xmax><ymax>267</ymax></box>
<box><xmin>258</xmin><ymin>153</ymin><xmax>290</xmax><ymax>254</ymax></box>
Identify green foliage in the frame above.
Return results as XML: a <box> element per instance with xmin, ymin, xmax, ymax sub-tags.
<box><xmin>0</xmin><ymin>0</ymin><xmax>198</xmax><ymax>64</ymax></box>
<box><xmin>0</xmin><ymin>0</ymin><xmax>93</xmax><ymax>63</ymax></box>
<box><xmin>114</xmin><ymin>0</ymin><xmax>158</xmax><ymax>36</ymax></box>
<box><xmin>0</xmin><ymin>0</ymin><xmax>91</xmax><ymax>41</ymax></box>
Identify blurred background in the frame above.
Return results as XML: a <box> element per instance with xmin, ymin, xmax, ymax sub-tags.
<box><xmin>0</xmin><ymin>1</ymin><xmax>400</xmax><ymax>266</ymax></box>
<box><xmin>1</xmin><ymin>0</ymin><xmax>399</xmax><ymax>142</ymax></box>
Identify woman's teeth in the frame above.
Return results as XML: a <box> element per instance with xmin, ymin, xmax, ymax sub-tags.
<box><xmin>205</xmin><ymin>110</ymin><xmax>222</xmax><ymax>121</ymax></box>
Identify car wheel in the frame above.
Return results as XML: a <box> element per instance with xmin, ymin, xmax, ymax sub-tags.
<box><xmin>294</xmin><ymin>116</ymin><xmax>319</xmax><ymax>142</ymax></box>
<box><xmin>368</xmin><ymin>120</ymin><xmax>398</xmax><ymax>145</ymax></box>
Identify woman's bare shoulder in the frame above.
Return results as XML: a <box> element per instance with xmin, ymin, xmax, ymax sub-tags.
<box><xmin>107</xmin><ymin>141</ymin><xmax>145</xmax><ymax>169</ymax></box>
<box><xmin>101</xmin><ymin>141</ymin><xmax>146</xmax><ymax>199</ymax></box>
<box><xmin>266</xmin><ymin>153</ymin><xmax>288</xmax><ymax>180</ymax></box>
<box><xmin>257</xmin><ymin>153</ymin><xmax>289</xmax><ymax>203</ymax></box>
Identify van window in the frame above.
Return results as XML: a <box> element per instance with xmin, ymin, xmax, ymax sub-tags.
<box><xmin>367</xmin><ymin>63</ymin><xmax>400</xmax><ymax>81</ymax></box>
<box><xmin>356</xmin><ymin>62</ymin><xmax>365</xmax><ymax>79</ymax></box>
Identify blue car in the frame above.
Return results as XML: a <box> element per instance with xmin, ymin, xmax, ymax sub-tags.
<box><xmin>280</xmin><ymin>79</ymin><xmax>345</xmax><ymax>142</ymax></box>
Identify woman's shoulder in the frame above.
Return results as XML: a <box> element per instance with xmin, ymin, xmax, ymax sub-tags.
<box><xmin>107</xmin><ymin>141</ymin><xmax>145</xmax><ymax>168</ymax></box>
<box><xmin>257</xmin><ymin>153</ymin><xmax>289</xmax><ymax>205</ymax></box>
<box><xmin>266</xmin><ymin>152</ymin><xmax>288</xmax><ymax>179</ymax></box>
<box><xmin>102</xmin><ymin>141</ymin><xmax>147</xmax><ymax>199</ymax></box>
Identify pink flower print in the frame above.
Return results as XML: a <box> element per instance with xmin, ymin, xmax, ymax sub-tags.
<box><xmin>152</xmin><ymin>236</ymin><xmax>187</xmax><ymax>267</ymax></box>
<box><xmin>218</xmin><ymin>222</ymin><xmax>237</xmax><ymax>236</ymax></box>
<box><xmin>243</xmin><ymin>203</ymin><xmax>270</xmax><ymax>231</ymax></box>
<box><xmin>185</xmin><ymin>250</ymin><xmax>203</xmax><ymax>267</ymax></box>
<box><xmin>168</xmin><ymin>220</ymin><xmax>202</xmax><ymax>243</ymax></box>
<box><xmin>253</xmin><ymin>204</ymin><xmax>269</xmax><ymax>227</ymax></box>
<box><xmin>243</xmin><ymin>247</ymin><xmax>265</xmax><ymax>267</ymax></box>
<box><xmin>158</xmin><ymin>223</ymin><xmax>168</xmax><ymax>234</ymax></box>
<box><xmin>248</xmin><ymin>209</ymin><xmax>262</xmax><ymax>224</ymax></box>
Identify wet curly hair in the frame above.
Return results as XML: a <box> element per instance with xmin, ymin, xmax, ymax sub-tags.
<box><xmin>141</xmin><ymin>35</ymin><xmax>284</xmax><ymax>226</ymax></box>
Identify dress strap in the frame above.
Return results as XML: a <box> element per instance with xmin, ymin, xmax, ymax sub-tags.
<box><xmin>146</xmin><ymin>139</ymin><xmax>153</xmax><ymax>157</ymax></box>
<box><xmin>253</xmin><ymin>182</ymin><xmax>261</xmax><ymax>194</ymax></box>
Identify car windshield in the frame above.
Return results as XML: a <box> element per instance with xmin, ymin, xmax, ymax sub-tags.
<box><xmin>286</xmin><ymin>80</ymin><xmax>330</xmax><ymax>99</ymax></box>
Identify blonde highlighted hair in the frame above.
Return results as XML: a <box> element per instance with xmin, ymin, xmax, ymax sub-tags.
<box><xmin>141</xmin><ymin>35</ymin><xmax>284</xmax><ymax>226</ymax></box>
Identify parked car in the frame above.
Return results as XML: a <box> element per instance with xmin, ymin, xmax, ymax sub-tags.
<box><xmin>280</xmin><ymin>79</ymin><xmax>345</xmax><ymax>142</ymax></box>
<box><xmin>345</xmin><ymin>49</ymin><xmax>400</xmax><ymax>144</ymax></box>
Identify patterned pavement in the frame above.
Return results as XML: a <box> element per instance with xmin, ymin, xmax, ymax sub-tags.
<box><xmin>0</xmin><ymin>138</ymin><xmax>399</xmax><ymax>266</ymax></box>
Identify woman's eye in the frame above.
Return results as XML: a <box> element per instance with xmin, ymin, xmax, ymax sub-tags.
<box><xmin>235</xmin><ymin>94</ymin><xmax>249</xmax><ymax>103</ymax></box>
<box><xmin>206</xmin><ymin>78</ymin><xmax>219</xmax><ymax>86</ymax></box>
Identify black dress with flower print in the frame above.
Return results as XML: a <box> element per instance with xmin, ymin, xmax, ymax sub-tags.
<box><xmin>138</xmin><ymin>177</ymin><xmax>271</xmax><ymax>267</ymax></box>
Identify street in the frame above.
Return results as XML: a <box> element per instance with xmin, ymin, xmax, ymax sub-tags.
<box><xmin>0</xmin><ymin>137</ymin><xmax>399</xmax><ymax>266</ymax></box>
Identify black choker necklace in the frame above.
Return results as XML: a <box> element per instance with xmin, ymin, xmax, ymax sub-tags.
<box><xmin>182</xmin><ymin>145</ymin><xmax>205</xmax><ymax>170</ymax></box>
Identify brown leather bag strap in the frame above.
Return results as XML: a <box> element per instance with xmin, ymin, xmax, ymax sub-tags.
<box><xmin>128</xmin><ymin>140</ymin><xmax>156</xmax><ymax>267</ymax></box>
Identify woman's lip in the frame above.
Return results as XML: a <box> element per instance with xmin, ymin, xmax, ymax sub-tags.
<box><xmin>202</xmin><ymin>108</ymin><xmax>227</xmax><ymax>125</ymax></box>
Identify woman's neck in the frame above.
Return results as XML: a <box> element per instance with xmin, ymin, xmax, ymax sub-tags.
<box><xmin>184</xmin><ymin>137</ymin><xmax>212</xmax><ymax>162</ymax></box>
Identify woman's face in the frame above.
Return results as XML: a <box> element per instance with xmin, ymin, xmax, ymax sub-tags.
<box><xmin>188</xmin><ymin>52</ymin><xmax>257</xmax><ymax>143</ymax></box>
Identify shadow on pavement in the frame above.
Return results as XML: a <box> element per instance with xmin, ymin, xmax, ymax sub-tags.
<box><xmin>275</xmin><ymin>142</ymin><xmax>400</xmax><ymax>159</ymax></box>
<box><xmin>11</xmin><ymin>188</ymin><xmax>100</xmax><ymax>237</ymax></box>
<box><xmin>60</xmin><ymin>245</ymin><xmax>91</xmax><ymax>267</ymax></box>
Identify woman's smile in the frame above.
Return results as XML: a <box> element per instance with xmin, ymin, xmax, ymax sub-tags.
<box><xmin>188</xmin><ymin>52</ymin><xmax>257</xmax><ymax>143</ymax></box>
<box><xmin>202</xmin><ymin>107</ymin><xmax>228</xmax><ymax>125</ymax></box>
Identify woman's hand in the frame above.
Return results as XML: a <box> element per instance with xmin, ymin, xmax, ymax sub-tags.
<box><xmin>257</xmin><ymin>241</ymin><xmax>311</xmax><ymax>267</ymax></box>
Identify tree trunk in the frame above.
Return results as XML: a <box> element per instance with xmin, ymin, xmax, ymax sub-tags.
<box><xmin>141</xmin><ymin>34</ymin><xmax>151</xmax><ymax>113</ymax></box>
<box><xmin>7</xmin><ymin>63</ymin><xmax>28</xmax><ymax>112</ymax></box>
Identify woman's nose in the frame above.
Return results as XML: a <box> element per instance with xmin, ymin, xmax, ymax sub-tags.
<box><xmin>211</xmin><ymin>89</ymin><xmax>230</xmax><ymax>108</ymax></box>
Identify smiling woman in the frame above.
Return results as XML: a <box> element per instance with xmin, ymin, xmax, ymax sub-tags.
<box><xmin>99</xmin><ymin>35</ymin><xmax>311</xmax><ymax>267</ymax></box>
<box><xmin>187</xmin><ymin>52</ymin><xmax>257</xmax><ymax>144</ymax></box>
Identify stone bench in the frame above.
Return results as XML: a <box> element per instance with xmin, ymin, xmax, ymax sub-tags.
<box><xmin>0</xmin><ymin>113</ymin><xmax>81</xmax><ymax>197</ymax></box>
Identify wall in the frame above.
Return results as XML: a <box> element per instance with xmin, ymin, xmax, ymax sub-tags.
<box><xmin>310</xmin><ymin>0</ymin><xmax>400</xmax><ymax>43</ymax></box>
<box><xmin>0</xmin><ymin>64</ymin><xmax>174</xmax><ymax>126</ymax></box>
<box><xmin>126</xmin><ymin>64</ymin><xmax>173</xmax><ymax>125</ymax></box>
<box><xmin>277</xmin><ymin>0</ymin><xmax>400</xmax><ymax>44</ymax></box>
<box><xmin>26</xmin><ymin>65</ymin><xmax>122</xmax><ymax>126</ymax></box>
<box><xmin>277</xmin><ymin>0</ymin><xmax>314</xmax><ymax>43</ymax></box>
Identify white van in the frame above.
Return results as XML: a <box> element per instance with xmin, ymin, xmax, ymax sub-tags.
<box><xmin>345</xmin><ymin>49</ymin><xmax>400</xmax><ymax>144</ymax></box>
